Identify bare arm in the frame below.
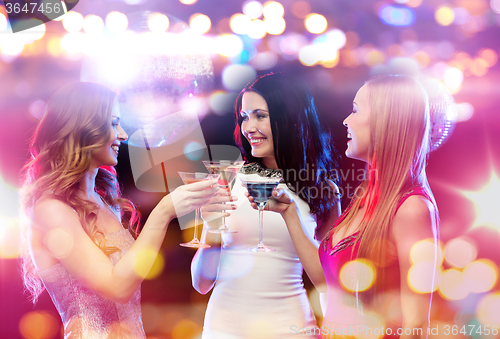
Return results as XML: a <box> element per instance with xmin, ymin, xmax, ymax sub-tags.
<box><xmin>30</xmin><ymin>180</ymin><xmax>217</xmax><ymax>304</ymax></box>
<box><xmin>191</xmin><ymin>188</ymin><xmax>236</xmax><ymax>294</ymax></box>
<box><xmin>392</xmin><ymin>195</ymin><xmax>438</xmax><ymax>339</ymax></box>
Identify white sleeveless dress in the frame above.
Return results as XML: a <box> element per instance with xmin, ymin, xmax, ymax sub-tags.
<box><xmin>201</xmin><ymin>172</ymin><xmax>320</xmax><ymax>339</ymax></box>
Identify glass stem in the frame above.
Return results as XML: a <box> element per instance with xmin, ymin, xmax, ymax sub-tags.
<box><xmin>194</xmin><ymin>208</ymin><xmax>200</xmax><ymax>241</ymax></box>
<box><xmin>258</xmin><ymin>203</ymin><xmax>265</xmax><ymax>246</ymax></box>
<box><xmin>220</xmin><ymin>185</ymin><xmax>230</xmax><ymax>229</ymax></box>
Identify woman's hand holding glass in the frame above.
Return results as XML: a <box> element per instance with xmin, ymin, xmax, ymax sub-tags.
<box><xmin>200</xmin><ymin>188</ymin><xmax>238</xmax><ymax>224</ymax></box>
<box><xmin>159</xmin><ymin>179</ymin><xmax>219</xmax><ymax>222</ymax></box>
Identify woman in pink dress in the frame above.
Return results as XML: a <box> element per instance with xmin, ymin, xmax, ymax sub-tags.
<box><xmin>19</xmin><ymin>82</ymin><xmax>218</xmax><ymax>339</ymax></box>
<box><xmin>249</xmin><ymin>74</ymin><xmax>440</xmax><ymax>338</ymax></box>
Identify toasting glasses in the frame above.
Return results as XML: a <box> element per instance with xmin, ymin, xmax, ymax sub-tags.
<box><xmin>202</xmin><ymin>160</ymin><xmax>245</xmax><ymax>233</ymax></box>
<box><xmin>239</xmin><ymin>176</ymin><xmax>282</xmax><ymax>252</ymax></box>
<box><xmin>178</xmin><ymin>172</ymin><xmax>220</xmax><ymax>248</ymax></box>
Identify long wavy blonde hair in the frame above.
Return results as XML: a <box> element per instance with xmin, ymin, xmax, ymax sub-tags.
<box><xmin>331</xmin><ymin>74</ymin><xmax>439</xmax><ymax>302</ymax></box>
<box><xmin>20</xmin><ymin>82</ymin><xmax>140</xmax><ymax>303</ymax></box>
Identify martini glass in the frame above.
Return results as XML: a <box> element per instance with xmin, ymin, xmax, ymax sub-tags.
<box><xmin>202</xmin><ymin>160</ymin><xmax>245</xmax><ymax>233</ymax></box>
<box><xmin>178</xmin><ymin>172</ymin><xmax>219</xmax><ymax>248</ymax></box>
<box><xmin>240</xmin><ymin>176</ymin><xmax>282</xmax><ymax>252</ymax></box>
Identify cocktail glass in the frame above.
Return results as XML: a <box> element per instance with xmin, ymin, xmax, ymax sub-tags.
<box><xmin>178</xmin><ymin>172</ymin><xmax>219</xmax><ymax>248</ymax></box>
<box><xmin>202</xmin><ymin>160</ymin><xmax>245</xmax><ymax>233</ymax></box>
<box><xmin>239</xmin><ymin>176</ymin><xmax>282</xmax><ymax>252</ymax></box>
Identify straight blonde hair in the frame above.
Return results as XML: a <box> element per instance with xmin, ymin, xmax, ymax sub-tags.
<box><xmin>331</xmin><ymin>74</ymin><xmax>439</xmax><ymax>303</ymax></box>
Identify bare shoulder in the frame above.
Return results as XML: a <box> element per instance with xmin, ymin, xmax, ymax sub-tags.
<box><xmin>392</xmin><ymin>195</ymin><xmax>435</xmax><ymax>237</ymax></box>
<box><xmin>32</xmin><ymin>196</ymin><xmax>81</xmax><ymax>232</ymax></box>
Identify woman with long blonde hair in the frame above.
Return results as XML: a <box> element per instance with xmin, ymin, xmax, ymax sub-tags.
<box><xmin>249</xmin><ymin>74</ymin><xmax>440</xmax><ymax>338</ymax></box>
<box><xmin>20</xmin><ymin>81</ymin><xmax>218</xmax><ymax>338</ymax></box>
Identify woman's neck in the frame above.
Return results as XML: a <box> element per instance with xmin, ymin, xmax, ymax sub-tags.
<box><xmin>262</xmin><ymin>156</ymin><xmax>278</xmax><ymax>170</ymax></box>
<box><xmin>79</xmin><ymin>167</ymin><xmax>99</xmax><ymax>201</ymax></box>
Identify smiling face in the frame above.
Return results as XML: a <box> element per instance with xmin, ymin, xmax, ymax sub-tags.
<box><xmin>90</xmin><ymin>100</ymin><xmax>128</xmax><ymax>169</ymax></box>
<box><xmin>343</xmin><ymin>84</ymin><xmax>372</xmax><ymax>162</ymax></box>
<box><xmin>240</xmin><ymin>91</ymin><xmax>276</xmax><ymax>168</ymax></box>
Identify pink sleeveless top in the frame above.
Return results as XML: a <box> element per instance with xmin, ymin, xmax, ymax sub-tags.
<box><xmin>319</xmin><ymin>188</ymin><xmax>431</xmax><ymax>338</ymax></box>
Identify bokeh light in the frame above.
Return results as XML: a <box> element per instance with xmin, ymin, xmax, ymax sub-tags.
<box><xmin>455</xmin><ymin>102</ymin><xmax>474</xmax><ymax>122</ymax></box>
<box><xmin>106</xmin><ymin>12</ymin><xmax>128</xmax><ymax>33</ymax></box>
<box><xmin>379</xmin><ymin>5</ymin><xmax>416</xmax><ymax>26</ymax></box>
<box><xmin>222</xmin><ymin>64</ymin><xmax>256</xmax><ymax>91</ymax></box>
<box><xmin>19</xmin><ymin>311</ymin><xmax>59</xmax><ymax>339</ymax></box>
<box><xmin>470</xmin><ymin>57</ymin><xmax>489</xmax><ymax>77</ymax></box>
<box><xmin>443</xmin><ymin>66</ymin><xmax>463</xmax><ymax>91</ymax></box>
<box><xmin>410</xmin><ymin>239</ymin><xmax>444</xmax><ymax>265</ymax></box>
<box><xmin>250</xmin><ymin>51</ymin><xmax>278</xmax><ymax>70</ymax></box>
<box><xmin>133</xmin><ymin>248</ymin><xmax>165</xmax><ymax>279</ymax></box>
<box><xmin>477</xmin><ymin>48</ymin><xmax>498</xmax><ymax>67</ymax></box>
<box><xmin>476</xmin><ymin>293</ymin><xmax>500</xmax><ymax>326</ymax></box>
<box><xmin>230</xmin><ymin>14</ymin><xmax>251</xmax><ymax>35</ymax></box>
<box><xmin>189</xmin><ymin>14</ymin><xmax>211</xmax><ymax>34</ymax></box>
<box><xmin>210</xmin><ymin>90</ymin><xmax>238</xmax><ymax>115</ymax></box>
<box><xmin>460</xmin><ymin>171</ymin><xmax>500</xmax><ymax>230</ymax></box>
<box><xmin>179</xmin><ymin>0</ymin><xmax>198</xmax><ymax>4</ymax></box>
<box><xmin>408</xmin><ymin>262</ymin><xmax>442</xmax><ymax>293</ymax></box>
<box><xmin>444</xmin><ymin>237</ymin><xmax>477</xmax><ymax>268</ymax></box>
<box><xmin>247</xmin><ymin>19</ymin><xmax>267</xmax><ymax>39</ymax></box>
<box><xmin>148</xmin><ymin>13</ymin><xmax>170</xmax><ymax>33</ymax></box>
<box><xmin>492</xmin><ymin>0</ymin><xmax>500</xmax><ymax>14</ymax></box>
<box><xmin>263</xmin><ymin>1</ymin><xmax>285</xmax><ymax>18</ymax></box>
<box><xmin>291</xmin><ymin>1</ymin><xmax>311</xmax><ymax>18</ymax></box>
<box><xmin>83</xmin><ymin>15</ymin><xmax>105</xmax><ymax>35</ymax></box>
<box><xmin>438</xmin><ymin>268</ymin><xmax>469</xmax><ymax>300</ymax></box>
<box><xmin>243</xmin><ymin>1</ymin><xmax>263</xmax><ymax>19</ymax></box>
<box><xmin>215</xmin><ymin>34</ymin><xmax>244</xmax><ymax>57</ymax></box>
<box><xmin>264</xmin><ymin>16</ymin><xmax>286</xmax><ymax>35</ymax></box>
<box><xmin>305</xmin><ymin>14</ymin><xmax>327</xmax><ymax>34</ymax></box>
<box><xmin>0</xmin><ymin>13</ymin><xmax>7</xmax><ymax>31</ymax></box>
<box><xmin>435</xmin><ymin>6</ymin><xmax>454</xmax><ymax>26</ymax></box>
<box><xmin>463</xmin><ymin>259</ymin><xmax>498</xmax><ymax>293</ymax></box>
<box><xmin>60</xmin><ymin>32</ymin><xmax>87</xmax><ymax>54</ymax></box>
<box><xmin>62</xmin><ymin>11</ymin><xmax>84</xmax><ymax>33</ymax></box>
<box><xmin>339</xmin><ymin>259</ymin><xmax>376</xmax><ymax>292</ymax></box>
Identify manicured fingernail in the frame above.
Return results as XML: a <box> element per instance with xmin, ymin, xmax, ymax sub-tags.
<box><xmin>232</xmin><ymin>205</ymin><xmax>237</xmax><ymax>209</ymax></box>
<box><xmin>225</xmin><ymin>213</ymin><xmax>231</xmax><ymax>217</ymax></box>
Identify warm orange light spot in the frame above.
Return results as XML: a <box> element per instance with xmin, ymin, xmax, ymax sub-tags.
<box><xmin>0</xmin><ymin>216</ymin><xmax>20</xmax><ymax>258</ymax></box>
<box><xmin>172</xmin><ymin>319</ymin><xmax>200</xmax><ymax>339</ymax></box>
<box><xmin>410</xmin><ymin>239</ymin><xmax>443</xmax><ymax>265</ymax></box>
<box><xmin>19</xmin><ymin>311</ymin><xmax>59</xmax><ymax>339</ymax></box>
<box><xmin>133</xmin><ymin>248</ymin><xmax>165</xmax><ymax>280</ymax></box>
<box><xmin>478</xmin><ymin>48</ymin><xmax>498</xmax><ymax>67</ymax></box>
<box><xmin>470</xmin><ymin>58</ymin><xmax>489</xmax><ymax>77</ymax></box>
<box><xmin>413</xmin><ymin>51</ymin><xmax>430</xmax><ymax>67</ymax></box>
<box><xmin>340</xmin><ymin>259</ymin><xmax>376</xmax><ymax>292</ymax></box>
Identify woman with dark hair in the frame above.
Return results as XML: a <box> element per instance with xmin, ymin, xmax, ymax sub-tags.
<box><xmin>20</xmin><ymin>82</ymin><xmax>218</xmax><ymax>339</ymax></box>
<box><xmin>191</xmin><ymin>72</ymin><xmax>341</xmax><ymax>338</ymax></box>
<box><xmin>251</xmin><ymin>74</ymin><xmax>440</xmax><ymax>338</ymax></box>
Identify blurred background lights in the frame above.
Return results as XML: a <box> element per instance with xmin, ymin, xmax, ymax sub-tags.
<box><xmin>339</xmin><ymin>259</ymin><xmax>376</xmax><ymax>292</ymax></box>
<box><xmin>215</xmin><ymin>34</ymin><xmax>244</xmax><ymax>57</ymax></box>
<box><xmin>250</xmin><ymin>51</ymin><xmax>278</xmax><ymax>70</ymax></box>
<box><xmin>222</xmin><ymin>64</ymin><xmax>256</xmax><ymax>91</ymax></box>
<box><xmin>0</xmin><ymin>216</ymin><xmax>20</xmax><ymax>259</ymax></box>
<box><xmin>264</xmin><ymin>16</ymin><xmax>286</xmax><ymax>35</ymax></box>
<box><xmin>443</xmin><ymin>66</ymin><xmax>463</xmax><ymax>92</ymax></box>
<box><xmin>379</xmin><ymin>5</ymin><xmax>416</xmax><ymax>26</ymax></box>
<box><xmin>477</xmin><ymin>293</ymin><xmax>500</xmax><ymax>326</ymax></box>
<box><xmin>83</xmin><ymin>15</ymin><xmax>104</xmax><ymax>35</ymax></box>
<box><xmin>410</xmin><ymin>239</ymin><xmax>444</xmax><ymax>265</ymax></box>
<box><xmin>477</xmin><ymin>48</ymin><xmax>498</xmax><ymax>67</ymax></box>
<box><xmin>19</xmin><ymin>311</ymin><xmax>59</xmax><ymax>339</ymax></box>
<box><xmin>179</xmin><ymin>0</ymin><xmax>198</xmax><ymax>4</ymax></box>
<box><xmin>460</xmin><ymin>171</ymin><xmax>500</xmax><ymax>230</ymax></box>
<box><xmin>62</xmin><ymin>11</ymin><xmax>84</xmax><ymax>33</ymax></box>
<box><xmin>455</xmin><ymin>102</ymin><xmax>474</xmax><ymax>122</ymax></box>
<box><xmin>148</xmin><ymin>13</ymin><xmax>170</xmax><ymax>33</ymax></box>
<box><xmin>438</xmin><ymin>269</ymin><xmax>469</xmax><ymax>300</ymax></box>
<box><xmin>408</xmin><ymin>262</ymin><xmax>442</xmax><ymax>293</ymax></box>
<box><xmin>491</xmin><ymin>0</ymin><xmax>500</xmax><ymax>13</ymax></box>
<box><xmin>324</xmin><ymin>29</ymin><xmax>347</xmax><ymax>50</ymax></box>
<box><xmin>247</xmin><ymin>19</ymin><xmax>267</xmax><ymax>39</ymax></box>
<box><xmin>106</xmin><ymin>12</ymin><xmax>128</xmax><ymax>33</ymax></box>
<box><xmin>0</xmin><ymin>14</ymin><xmax>8</xmax><ymax>31</ymax></box>
<box><xmin>279</xmin><ymin>34</ymin><xmax>306</xmax><ymax>55</ymax></box>
<box><xmin>230</xmin><ymin>14</ymin><xmax>252</xmax><ymax>35</ymax></box>
<box><xmin>60</xmin><ymin>32</ymin><xmax>87</xmax><ymax>54</ymax></box>
<box><xmin>243</xmin><ymin>1</ymin><xmax>263</xmax><ymax>19</ymax></box>
<box><xmin>189</xmin><ymin>14</ymin><xmax>211</xmax><ymax>34</ymax></box>
<box><xmin>262</xmin><ymin>1</ymin><xmax>285</xmax><ymax>18</ymax></box>
<box><xmin>183</xmin><ymin>141</ymin><xmax>204</xmax><ymax>161</ymax></box>
<box><xmin>209</xmin><ymin>90</ymin><xmax>238</xmax><ymax>115</ymax></box>
<box><xmin>444</xmin><ymin>237</ymin><xmax>477</xmax><ymax>268</ymax></box>
<box><xmin>305</xmin><ymin>13</ymin><xmax>327</xmax><ymax>34</ymax></box>
<box><xmin>0</xmin><ymin>35</ymin><xmax>25</xmax><ymax>56</ymax></box>
<box><xmin>133</xmin><ymin>248</ymin><xmax>165</xmax><ymax>280</ymax></box>
<box><xmin>435</xmin><ymin>6</ymin><xmax>454</xmax><ymax>26</ymax></box>
<box><xmin>298</xmin><ymin>45</ymin><xmax>319</xmax><ymax>66</ymax></box>
<box><xmin>463</xmin><ymin>259</ymin><xmax>498</xmax><ymax>293</ymax></box>
<box><xmin>291</xmin><ymin>1</ymin><xmax>311</xmax><ymax>18</ymax></box>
